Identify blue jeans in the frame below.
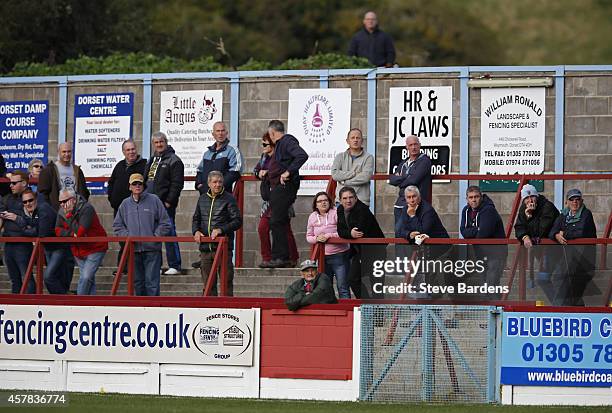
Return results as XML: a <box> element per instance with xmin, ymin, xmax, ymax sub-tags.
<box><xmin>75</xmin><ymin>251</ymin><xmax>105</xmax><ymax>295</ymax></box>
<box><xmin>5</xmin><ymin>242</ymin><xmax>34</xmax><ymax>294</ymax></box>
<box><xmin>325</xmin><ymin>250</ymin><xmax>351</xmax><ymax>299</ymax></box>
<box><xmin>134</xmin><ymin>250</ymin><xmax>162</xmax><ymax>296</ymax></box>
<box><xmin>165</xmin><ymin>206</ymin><xmax>181</xmax><ymax>270</ymax></box>
<box><xmin>44</xmin><ymin>248</ymin><xmax>75</xmax><ymax>294</ymax></box>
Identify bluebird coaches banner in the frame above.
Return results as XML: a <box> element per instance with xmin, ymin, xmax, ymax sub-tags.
<box><xmin>287</xmin><ymin>88</ymin><xmax>351</xmax><ymax>195</ymax></box>
<box><xmin>73</xmin><ymin>93</ymin><xmax>134</xmax><ymax>194</ymax></box>
<box><xmin>159</xmin><ymin>90</ymin><xmax>223</xmax><ymax>179</ymax></box>
<box><xmin>501</xmin><ymin>311</ymin><xmax>612</xmax><ymax>387</ymax></box>
<box><xmin>0</xmin><ymin>100</ymin><xmax>49</xmax><ymax>169</ymax></box>
<box><xmin>0</xmin><ymin>305</ymin><xmax>255</xmax><ymax>366</ymax></box>
<box><xmin>388</xmin><ymin>86</ymin><xmax>452</xmax><ymax>178</ymax></box>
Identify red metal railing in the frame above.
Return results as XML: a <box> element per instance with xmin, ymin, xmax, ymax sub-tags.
<box><xmin>13</xmin><ymin>235</ymin><xmax>229</xmax><ymax>297</ymax></box>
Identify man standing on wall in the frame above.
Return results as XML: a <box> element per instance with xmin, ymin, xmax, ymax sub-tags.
<box><xmin>144</xmin><ymin>131</ymin><xmax>185</xmax><ymax>275</ymax></box>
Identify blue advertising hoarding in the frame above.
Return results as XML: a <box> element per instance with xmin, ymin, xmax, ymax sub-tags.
<box><xmin>501</xmin><ymin>311</ymin><xmax>612</xmax><ymax>387</ymax></box>
<box><xmin>0</xmin><ymin>100</ymin><xmax>49</xmax><ymax>170</ymax></box>
<box><xmin>73</xmin><ymin>93</ymin><xmax>134</xmax><ymax>194</ymax></box>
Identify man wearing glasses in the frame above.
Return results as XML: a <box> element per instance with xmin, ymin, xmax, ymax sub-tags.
<box><xmin>113</xmin><ymin>174</ymin><xmax>172</xmax><ymax>296</ymax></box>
<box><xmin>0</xmin><ymin>171</ymin><xmax>34</xmax><ymax>293</ymax></box>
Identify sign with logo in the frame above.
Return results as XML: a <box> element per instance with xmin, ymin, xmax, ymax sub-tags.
<box><xmin>74</xmin><ymin>93</ymin><xmax>134</xmax><ymax>194</ymax></box>
<box><xmin>479</xmin><ymin>88</ymin><xmax>546</xmax><ymax>191</ymax></box>
<box><xmin>387</xmin><ymin>87</ymin><xmax>453</xmax><ymax>178</ymax></box>
<box><xmin>159</xmin><ymin>90</ymin><xmax>223</xmax><ymax>178</ymax></box>
<box><xmin>501</xmin><ymin>311</ymin><xmax>612</xmax><ymax>387</ymax></box>
<box><xmin>0</xmin><ymin>100</ymin><xmax>49</xmax><ymax>170</ymax></box>
<box><xmin>287</xmin><ymin>88</ymin><xmax>351</xmax><ymax>195</ymax></box>
<box><xmin>0</xmin><ymin>305</ymin><xmax>255</xmax><ymax>366</ymax></box>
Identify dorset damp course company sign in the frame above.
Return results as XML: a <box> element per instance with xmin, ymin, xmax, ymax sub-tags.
<box><xmin>73</xmin><ymin>93</ymin><xmax>134</xmax><ymax>194</ymax></box>
<box><xmin>0</xmin><ymin>100</ymin><xmax>49</xmax><ymax>169</ymax></box>
<box><xmin>0</xmin><ymin>306</ymin><xmax>255</xmax><ymax>366</ymax></box>
<box><xmin>287</xmin><ymin>88</ymin><xmax>351</xmax><ymax>195</ymax></box>
<box><xmin>387</xmin><ymin>86</ymin><xmax>453</xmax><ymax>178</ymax></box>
<box><xmin>501</xmin><ymin>312</ymin><xmax>612</xmax><ymax>387</ymax></box>
<box><xmin>159</xmin><ymin>90</ymin><xmax>223</xmax><ymax>179</ymax></box>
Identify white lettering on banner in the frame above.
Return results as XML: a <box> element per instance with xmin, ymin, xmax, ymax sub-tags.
<box><xmin>0</xmin><ymin>305</ymin><xmax>255</xmax><ymax>366</ymax></box>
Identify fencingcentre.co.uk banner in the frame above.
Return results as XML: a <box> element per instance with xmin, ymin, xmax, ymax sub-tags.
<box><xmin>0</xmin><ymin>305</ymin><xmax>255</xmax><ymax>366</ymax></box>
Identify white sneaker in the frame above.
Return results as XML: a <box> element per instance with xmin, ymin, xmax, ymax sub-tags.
<box><xmin>164</xmin><ymin>268</ymin><xmax>180</xmax><ymax>275</ymax></box>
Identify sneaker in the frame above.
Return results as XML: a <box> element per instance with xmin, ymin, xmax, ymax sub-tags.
<box><xmin>164</xmin><ymin>268</ymin><xmax>181</xmax><ymax>275</ymax></box>
<box><xmin>191</xmin><ymin>261</ymin><xmax>201</xmax><ymax>269</ymax></box>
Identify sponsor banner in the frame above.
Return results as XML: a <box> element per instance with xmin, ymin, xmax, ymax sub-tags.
<box><xmin>287</xmin><ymin>88</ymin><xmax>351</xmax><ymax>195</ymax></box>
<box><xmin>74</xmin><ymin>93</ymin><xmax>134</xmax><ymax>194</ymax></box>
<box><xmin>159</xmin><ymin>90</ymin><xmax>223</xmax><ymax>179</ymax></box>
<box><xmin>501</xmin><ymin>311</ymin><xmax>612</xmax><ymax>387</ymax></box>
<box><xmin>0</xmin><ymin>100</ymin><xmax>49</xmax><ymax>170</ymax></box>
<box><xmin>387</xmin><ymin>87</ymin><xmax>452</xmax><ymax>179</ymax></box>
<box><xmin>479</xmin><ymin>88</ymin><xmax>545</xmax><ymax>191</ymax></box>
<box><xmin>0</xmin><ymin>305</ymin><xmax>255</xmax><ymax>366</ymax></box>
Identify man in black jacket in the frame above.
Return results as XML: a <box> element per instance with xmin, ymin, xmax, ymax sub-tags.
<box><xmin>336</xmin><ymin>186</ymin><xmax>385</xmax><ymax>299</ymax></box>
<box><xmin>348</xmin><ymin>11</ymin><xmax>396</xmax><ymax>67</ymax></box>
<box><xmin>107</xmin><ymin>140</ymin><xmax>147</xmax><ymax>268</ymax></box>
<box><xmin>144</xmin><ymin>131</ymin><xmax>185</xmax><ymax>275</ymax></box>
<box><xmin>192</xmin><ymin>171</ymin><xmax>242</xmax><ymax>296</ymax></box>
<box><xmin>266</xmin><ymin>120</ymin><xmax>308</xmax><ymax>268</ymax></box>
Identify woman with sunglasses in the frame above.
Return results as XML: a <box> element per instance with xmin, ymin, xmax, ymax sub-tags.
<box><xmin>27</xmin><ymin>158</ymin><xmax>44</xmax><ymax>192</ymax></box>
<box><xmin>306</xmin><ymin>191</ymin><xmax>351</xmax><ymax>298</ymax></box>
<box><xmin>254</xmin><ymin>132</ymin><xmax>299</xmax><ymax>268</ymax></box>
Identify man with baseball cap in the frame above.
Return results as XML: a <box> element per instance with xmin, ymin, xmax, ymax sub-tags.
<box><xmin>284</xmin><ymin>260</ymin><xmax>337</xmax><ymax>311</ymax></box>
<box><xmin>113</xmin><ymin>173</ymin><xmax>172</xmax><ymax>296</ymax></box>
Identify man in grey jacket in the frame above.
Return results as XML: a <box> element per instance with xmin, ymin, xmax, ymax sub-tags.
<box><xmin>331</xmin><ymin>128</ymin><xmax>374</xmax><ymax>206</ymax></box>
<box><xmin>113</xmin><ymin>173</ymin><xmax>172</xmax><ymax>296</ymax></box>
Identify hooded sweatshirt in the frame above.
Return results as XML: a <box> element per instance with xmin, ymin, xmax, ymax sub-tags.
<box><xmin>460</xmin><ymin>194</ymin><xmax>505</xmax><ymax>239</ymax></box>
<box><xmin>306</xmin><ymin>208</ymin><xmax>349</xmax><ymax>256</ymax></box>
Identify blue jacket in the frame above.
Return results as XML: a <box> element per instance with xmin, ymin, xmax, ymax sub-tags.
<box><xmin>549</xmin><ymin>205</ymin><xmax>596</xmax><ymax>240</ymax></box>
<box><xmin>389</xmin><ymin>153</ymin><xmax>432</xmax><ymax>206</ymax></box>
<box><xmin>397</xmin><ymin>200</ymin><xmax>448</xmax><ymax>242</ymax></box>
<box><xmin>195</xmin><ymin>140</ymin><xmax>243</xmax><ymax>194</ymax></box>
<box><xmin>273</xmin><ymin>134</ymin><xmax>308</xmax><ymax>184</ymax></box>
<box><xmin>14</xmin><ymin>200</ymin><xmax>67</xmax><ymax>251</ymax></box>
<box><xmin>460</xmin><ymin>194</ymin><xmax>505</xmax><ymax>239</ymax></box>
<box><xmin>348</xmin><ymin>27</ymin><xmax>396</xmax><ymax>67</ymax></box>
<box><xmin>0</xmin><ymin>193</ymin><xmax>27</xmax><ymax>237</ymax></box>
<box><xmin>113</xmin><ymin>192</ymin><xmax>172</xmax><ymax>252</ymax></box>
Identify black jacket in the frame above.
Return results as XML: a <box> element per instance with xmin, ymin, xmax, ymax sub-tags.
<box><xmin>460</xmin><ymin>194</ymin><xmax>505</xmax><ymax>239</ymax></box>
<box><xmin>348</xmin><ymin>27</ymin><xmax>396</xmax><ymax>67</ymax></box>
<box><xmin>514</xmin><ymin>195</ymin><xmax>559</xmax><ymax>242</ymax></box>
<box><xmin>397</xmin><ymin>200</ymin><xmax>449</xmax><ymax>242</ymax></box>
<box><xmin>0</xmin><ymin>193</ymin><xmax>27</xmax><ymax>237</ymax></box>
<box><xmin>15</xmin><ymin>200</ymin><xmax>67</xmax><ymax>251</ymax></box>
<box><xmin>273</xmin><ymin>134</ymin><xmax>308</xmax><ymax>184</ymax></box>
<box><xmin>285</xmin><ymin>273</ymin><xmax>338</xmax><ymax>311</ymax></box>
<box><xmin>144</xmin><ymin>146</ymin><xmax>184</xmax><ymax>208</ymax></box>
<box><xmin>337</xmin><ymin>199</ymin><xmax>384</xmax><ymax>239</ymax></box>
<box><xmin>549</xmin><ymin>205</ymin><xmax>596</xmax><ymax>241</ymax></box>
<box><xmin>107</xmin><ymin>157</ymin><xmax>147</xmax><ymax>211</ymax></box>
<box><xmin>192</xmin><ymin>189</ymin><xmax>242</xmax><ymax>252</ymax></box>
<box><xmin>388</xmin><ymin>154</ymin><xmax>432</xmax><ymax>205</ymax></box>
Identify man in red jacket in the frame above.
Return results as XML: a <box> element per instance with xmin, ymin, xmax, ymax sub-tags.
<box><xmin>56</xmin><ymin>188</ymin><xmax>108</xmax><ymax>295</ymax></box>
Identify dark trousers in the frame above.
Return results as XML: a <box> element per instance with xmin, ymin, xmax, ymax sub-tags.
<box><xmin>258</xmin><ymin>214</ymin><xmax>299</xmax><ymax>262</ymax></box>
<box><xmin>165</xmin><ymin>206</ymin><xmax>182</xmax><ymax>270</ymax></box>
<box><xmin>269</xmin><ymin>181</ymin><xmax>298</xmax><ymax>261</ymax></box>
<box><xmin>200</xmin><ymin>250</ymin><xmax>235</xmax><ymax>296</ymax></box>
<box><xmin>5</xmin><ymin>242</ymin><xmax>35</xmax><ymax>294</ymax></box>
<box><xmin>44</xmin><ymin>248</ymin><xmax>75</xmax><ymax>294</ymax></box>
<box><xmin>348</xmin><ymin>245</ymin><xmax>386</xmax><ymax>300</ymax></box>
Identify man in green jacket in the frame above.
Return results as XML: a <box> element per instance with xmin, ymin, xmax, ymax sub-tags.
<box><xmin>285</xmin><ymin>260</ymin><xmax>338</xmax><ymax>311</ymax></box>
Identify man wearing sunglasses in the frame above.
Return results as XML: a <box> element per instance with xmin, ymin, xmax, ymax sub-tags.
<box><xmin>0</xmin><ymin>171</ymin><xmax>34</xmax><ymax>293</ymax></box>
<box><xmin>113</xmin><ymin>174</ymin><xmax>172</xmax><ymax>296</ymax></box>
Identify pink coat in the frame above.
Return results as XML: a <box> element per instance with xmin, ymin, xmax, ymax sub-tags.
<box><xmin>306</xmin><ymin>208</ymin><xmax>350</xmax><ymax>256</ymax></box>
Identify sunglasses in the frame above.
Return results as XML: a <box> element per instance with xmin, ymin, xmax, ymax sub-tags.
<box><xmin>262</xmin><ymin>142</ymin><xmax>271</xmax><ymax>147</ymax></box>
<box><xmin>59</xmin><ymin>198</ymin><xmax>74</xmax><ymax>205</ymax></box>
<box><xmin>9</xmin><ymin>180</ymin><xmax>23</xmax><ymax>186</ymax></box>
<box><xmin>22</xmin><ymin>198</ymin><xmax>35</xmax><ymax>205</ymax></box>
<box><xmin>131</xmin><ymin>181</ymin><xmax>143</xmax><ymax>186</ymax></box>
<box><xmin>32</xmin><ymin>164</ymin><xmax>42</xmax><ymax>168</ymax></box>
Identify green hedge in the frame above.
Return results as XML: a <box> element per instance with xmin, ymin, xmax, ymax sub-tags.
<box><xmin>6</xmin><ymin>52</ymin><xmax>372</xmax><ymax>77</ymax></box>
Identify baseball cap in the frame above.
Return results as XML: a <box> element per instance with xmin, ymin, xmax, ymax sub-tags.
<box><xmin>299</xmin><ymin>259</ymin><xmax>318</xmax><ymax>271</ymax></box>
<box><xmin>566</xmin><ymin>188</ymin><xmax>582</xmax><ymax>200</ymax></box>
<box><xmin>129</xmin><ymin>173</ymin><xmax>144</xmax><ymax>184</ymax></box>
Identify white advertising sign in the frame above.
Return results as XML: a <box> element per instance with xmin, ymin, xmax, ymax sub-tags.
<box><xmin>159</xmin><ymin>90</ymin><xmax>223</xmax><ymax>177</ymax></box>
<box><xmin>479</xmin><ymin>87</ymin><xmax>546</xmax><ymax>174</ymax></box>
<box><xmin>287</xmin><ymin>88</ymin><xmax>351</xmax><ymax>195</ymax></box>
<box><xmin>0</xmin><ymin>305</ymin><xmax>255</xmax><ymax>366</ymax></box>
<box><xmin>387</xmin><ymin>86</ymin><xmax>453</xmax><ymax>177</ymax></box>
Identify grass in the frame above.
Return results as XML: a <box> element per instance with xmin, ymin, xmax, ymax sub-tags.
<box><xmin>22</xmin><ymin>393</ymin><xmax>612</xmax><ymax>413</ymax></box>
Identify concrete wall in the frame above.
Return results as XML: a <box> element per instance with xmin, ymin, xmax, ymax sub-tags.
<box><xmin>1</xmin><ymin>68</ymin><xmax>610</xmax><ymax>268</ymax></box>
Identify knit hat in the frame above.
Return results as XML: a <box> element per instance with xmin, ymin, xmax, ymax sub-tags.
<box><xmin>520</xmin><ymin>184</ymin><xmax>538</xmax><ymax>201</ymax></box>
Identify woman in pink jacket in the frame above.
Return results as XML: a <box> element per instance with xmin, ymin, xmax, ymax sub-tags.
<box><xmin>306</xmin><ymin>192</ymin><xmax>351</xmax><ymax>298</ymax></box>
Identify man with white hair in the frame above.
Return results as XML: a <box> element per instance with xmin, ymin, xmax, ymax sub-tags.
<box><xmin>38</xmin><ymin>142</ymin><xmax>89</xmax><ymax>211</ymax></box>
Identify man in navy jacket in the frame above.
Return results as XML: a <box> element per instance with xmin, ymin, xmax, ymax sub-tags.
<box><xmin>348</xmin><ymin>11</ymin><xmax>396</xmax><ymax>67</ymax></box>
